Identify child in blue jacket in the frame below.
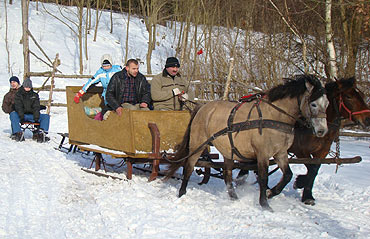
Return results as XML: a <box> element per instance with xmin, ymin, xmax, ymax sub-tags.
<box><xmin>74</xmin><ymin>54</ymin><xmax>121</xmax><ymax>105</ymax></box>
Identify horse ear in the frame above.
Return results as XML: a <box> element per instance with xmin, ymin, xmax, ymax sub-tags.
<box><xmin>305</xmin><ymin>80</ymin><xmax>314</xmax><ymax>93</ymax></box>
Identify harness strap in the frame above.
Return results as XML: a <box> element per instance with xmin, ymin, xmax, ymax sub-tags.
<box><xmin>166</xmin><ymin>119</ymin><xmax>294</xmax><ymax>163</ymax></box>
<box><xmin>261</xmin><ymin>98</ymin><xmax>310</xmax><ymax>127</ymax></box>
<box><xmin>227</xmin><ymin>97</ymin><xmax>264</xmax><ymax>162</ymax></box>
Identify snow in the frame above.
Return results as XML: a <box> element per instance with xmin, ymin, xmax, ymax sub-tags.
<box><xmin>0</xmin><ymin>1</ymin><xmax>369</xmax><ymax>238</ymax></box>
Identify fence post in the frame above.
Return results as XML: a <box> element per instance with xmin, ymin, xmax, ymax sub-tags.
<box><xmin>46</xmin><ymin>53</ymin><xmax>60</xmax><ymax>115</ymax></box>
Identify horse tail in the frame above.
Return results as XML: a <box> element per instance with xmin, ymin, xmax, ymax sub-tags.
<box><xmin>164</xmin><ymin>104</ymin><xmax>202</xmax><ymax>180</ymax></box>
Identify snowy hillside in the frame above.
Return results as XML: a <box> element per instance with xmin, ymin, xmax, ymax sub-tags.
<box><xmin>0</xmin><ymin>2</ymin><xmax>369</xmax><ymax>239</ymax></box>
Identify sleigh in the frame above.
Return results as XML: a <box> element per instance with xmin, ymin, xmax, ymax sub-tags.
<box><xmin>64</xmin><ymin>86</ymin><xmax>362</xmax><ymax>183</ymax></box>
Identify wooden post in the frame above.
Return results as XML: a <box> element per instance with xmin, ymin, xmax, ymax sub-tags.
<box><xmin>21</xmin><ymin>0</ymin><xmax>30</xmax><ymax>80</ymax></box>
<box><xmin>222</xmin><ymin>58</ymin><xmax>234</xmax><ymax>101</ymax></box>
<box><xmin>46</xmin><ymin>54</ymin><xmax>60</xmax><ymax>115</ymax></box>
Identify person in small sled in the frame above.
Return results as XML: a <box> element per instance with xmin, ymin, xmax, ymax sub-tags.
<box><xmin>10</xmin><ymin>78</ymin><xmax>50</xmax><ymax>143</ymax></box>
<box><xmin>74</xmin><ymin>54</ymin><xmax>121</xmax><ymax>120</ymax></box>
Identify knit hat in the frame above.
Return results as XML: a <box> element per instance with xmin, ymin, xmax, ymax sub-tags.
<box><xmin>165</xmin><ymin>57</ymin><xmax>180</xmax><ymax>68</ymax></box>
<box><xmin>101</xmin><ymin>54</ymin><xmax>113</xmax><ymax>66</ymax></box>
<box><xmin>23</xmin><ymin>78</ymin><xmax>33</xmax><ymax>88</ymax></box>
<box><xmin>9</xmin><ymin>76</ymin><xmax>20</xmax><ymax>85</ymax></box>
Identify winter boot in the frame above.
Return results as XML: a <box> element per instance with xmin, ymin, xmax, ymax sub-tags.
<box><xmin>10</xmin><ymin>134</ymin><xmax>17</xmax><ymax>140</ymax></box>
<box><xmin>15</xmin><ymin>132</ymin><xmax>25</xmax><ymax>142</ymax></box>
<box><xmin>37</xmin><ymin>130</ymin><xmax>50</xmax><ymax>143</ymax></box>
<box><xmin>32</xmin><ymin>131</ymin><xmax>39</xmax><ymax>141</ymax></box>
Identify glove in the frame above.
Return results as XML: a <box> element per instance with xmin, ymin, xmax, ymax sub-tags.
<box><xmin>74</xmin><ymin>90</ymin><xmax>85</xmax><ymax>103</ymax></box>
<box><xmin>180</xmin><ymin>93</ymin><xmax>188</xmax><ymax>102</ymax></box>
<box><xmin>172</xmin><ymin>88</ymin><xmax>181</xmax><ymax>96</ymax></box>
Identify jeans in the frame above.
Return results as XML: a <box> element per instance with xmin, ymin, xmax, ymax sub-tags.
<box><xmin>10</xmin><ymin>111</ymin><xmax>50</xmax><ymax>134</ymax></box>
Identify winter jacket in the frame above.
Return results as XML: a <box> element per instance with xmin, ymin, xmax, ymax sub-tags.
<box><xmin>2</xmin><ymin>88</ymin><xmax>19</xmax><ymax>114</ymax></box>
<box><xmin>14</xmin><ymin>87</ymin><xmax>41</xmax><ymax>122</ymax></box>
<box><xmin>81</xmin><ymin>65</ymin><xmax>122</xmax><ymax>104</ymax></box>
<box><xmin>105</xmin><ymin>68</ymin><xmax>151</xmax><ymax>111</ymax></box>
<box><xmin>151</xmin><ymin>70</ymin><xmax>194</xmax><ymax>110</ymax></box>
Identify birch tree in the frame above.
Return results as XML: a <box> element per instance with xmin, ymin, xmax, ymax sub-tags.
<box><xmin>325</xmin><ymin>0</ymin><xmax>338</xmax><ymax>80</ymax></box>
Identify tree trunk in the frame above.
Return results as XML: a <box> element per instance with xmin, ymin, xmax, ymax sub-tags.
<box><xmin>124</xmin><ymin>0</ymin><xmax>131</xmax><ymax>64</ymax></box>
<box><xmin>78</xmin><ymin>1</ymin><xmax>84</xmax><ymax>74</ymax></box>
<box><xmin>22</xmin><ymin>0</ymin><xmax>30</xmax><ymax>80</ymax></box>
<box><xmin>93</xmin><ymin>0</ymin><xmax>100</xmax><ymax>42</ymax></box>
<box><xmin>110</xmin><ymin>0</ymin><xmax>113</xmax><ymax>34</ymax></box>
<box><xmin>223</xmin><ymin>58</ymin><xmax>234</xmax><ymax>101</ymax></box>
<box><xmin>339</xmin><ymin>0</ymin><xmax>362</xmax><ymax>78</ymax></box>
<box><xmin>4</xmin><ymin>0</ymin><xmax>11</xmax><ymax>74</ymax></box>
<box><xmin>325</xmin><ymin>0</ymin><xmax>338</xmax><ymax>80</ymax></box>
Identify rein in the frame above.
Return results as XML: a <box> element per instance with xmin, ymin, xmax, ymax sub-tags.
<box><xmin>339</xmin><ymin>94</ymin><xmax>370</xmax><ymax>121</ymax></box>
<box><xmin>164</xmin><ymin>95</ymin><xmax>297</xmax><ymax>163</ymax></box>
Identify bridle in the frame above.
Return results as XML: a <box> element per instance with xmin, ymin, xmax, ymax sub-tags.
<box><xmin>338</xmin><ymin>94</ymin><xmax>370</xmax><ymax>122</ymax></box>
<box><xmin>298</xmin><ymin>86</ymin><xmax>327</xmax><ymax>124</ymax></box>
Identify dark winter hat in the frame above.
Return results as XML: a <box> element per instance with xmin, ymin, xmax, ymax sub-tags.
<box><xmin>165</xmin><ymin>57</ymin><xmax>180</xmax><ymax>68</ymax></box>
<box><xmin>9</xmin><ymin>76</ymin><xmax>20</xmax><ymax>85</ymax></box>
<box><xmin>102</xmin><ymin>59</ymin><xmax>111</xmax><ymax>66</ymax></box>
<box><xmin>23</xmin><ymin>78</ymin><xmax>33</xmax><ymax>88</ymax></box>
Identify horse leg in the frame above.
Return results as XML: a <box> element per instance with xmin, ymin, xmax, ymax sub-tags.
<box><xmin>223</xmin><ymin>158</ymin><xmax>238</xmax><ymax>200</ymax></box>
<box><xmin>178</xmin><ymin>152</ymin><xmax>203</xmax><ymax>198</ymax></box>
<box><xmin>257</xmin><ymin>157</ymin><xmax>273</xmax><ymax>211</ymax></box>
<box><xmin>235</xmin><ymin>169</ymin><xmax>249</xmax><ymax>186</ymax></box>
<box><xmin>301</xmin><ymin>164</ymin><xmax>321</xmax><ymax>205</ymax></box>
<box><xmin>267</xmin><ymin>153</ymin><xmax>293</xmax><ymax>199</ymax></box>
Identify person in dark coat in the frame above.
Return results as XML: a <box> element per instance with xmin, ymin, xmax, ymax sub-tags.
<box><xmin>10</xmin><ymin>78</ymin><xmax>50</xmax><ymax>142</ymax></box>
<box><xmin>104</xmin><ymin>59</ymin><xmax>151</xmax><ymax>119</ymax></box>
<box><xmin>2</xmin><ymin>76</ymin><xmax>21</xmax><ymax>140</ymax></box>
<box><xmin>2</xmin><ymin>76</ymin><xmax>21</xmax><ymax>114</ymax></box>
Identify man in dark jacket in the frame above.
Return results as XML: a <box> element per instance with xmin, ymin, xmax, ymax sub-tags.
<box><xmin>104</xmin><ymin>59</ymin><xmax>151</xmax><ymax>119</ymax></box>
<box><xmin>10</xmin><ymin>78</ymin><xmax>50</xmax><ymax>142</ymax></box>
<box><xmin>2</xmin><ymin>76</ymin><xmax>21</xmax><ymax>114</ymax></box>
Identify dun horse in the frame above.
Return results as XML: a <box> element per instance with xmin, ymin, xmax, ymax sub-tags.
<box><xmin>167</xmin><ymin>75</ymin><xmax>329</xmax><ymax>211</ymax></box>
<box><xmin>290</xmin><ymin>77</ymin><xmax>370</xmax><ymax>205</ymax></box>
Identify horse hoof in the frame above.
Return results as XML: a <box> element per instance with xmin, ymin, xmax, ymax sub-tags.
<box><xmin>262</xmin><ymin>205</ymin><xmax>274</xmax><ymax>212</ymax></box>
<box><xmin>228</xmin><ymin>191</ymin><xmax>239</xmax><ymax>200</ymax></box>
<box><xmin>303</xmin><ymin>199</ymin><xmax>316</xmax><ymax>206</ymax></box>
<box><xmin>178</xmin><ymin>190</ymin><xmax>186</xmax><ymax>198</ymax></box>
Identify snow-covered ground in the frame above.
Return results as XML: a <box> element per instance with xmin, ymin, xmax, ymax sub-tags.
<box><xmin>0</xmin><ymin>1</ymin><xmax>369</xmax><ymax>238</ymax></box>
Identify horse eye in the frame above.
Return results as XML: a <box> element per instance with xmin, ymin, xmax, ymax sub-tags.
<box><xmin>310</xmin><ymin>102</ymin><xmax>317</xmax><ymax>108</ymax></box>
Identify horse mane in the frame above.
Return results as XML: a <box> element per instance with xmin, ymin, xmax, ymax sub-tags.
<box><xmin>325</xmin><ymin>77</ymin><xmax>355</xmax><ymax>96</ymax></box>
<box><xmin>267</xmin><ymin>74</ymin><xmax>323</xmax><ymax>102</ymax></box>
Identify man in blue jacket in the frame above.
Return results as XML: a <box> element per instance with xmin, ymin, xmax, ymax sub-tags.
<box><xmin>74</xmin><ymin>54</ymin><xmax>121</xmax><ymax>105</ymax></box>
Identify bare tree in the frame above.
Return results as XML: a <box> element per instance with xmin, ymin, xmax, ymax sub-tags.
<box><xmin>139</xmin><ymin>0</ymin><xmax>168</xmax><ymax>74</ymax></box>
<box><xmin>41</xmin><ymin>1</ymin><xmax>86</xmax><ymax>74</ymax></box>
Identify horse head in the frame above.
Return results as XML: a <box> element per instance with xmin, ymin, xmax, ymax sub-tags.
<box><xmin>326</xmin><ymin>77</ymin><xmax>370</xmax><ymax>128</ymax></box>
<box><xmin>298</xmin><ymin>75</ymin><xmax>329</xmax><ymax>137</ymax></box>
